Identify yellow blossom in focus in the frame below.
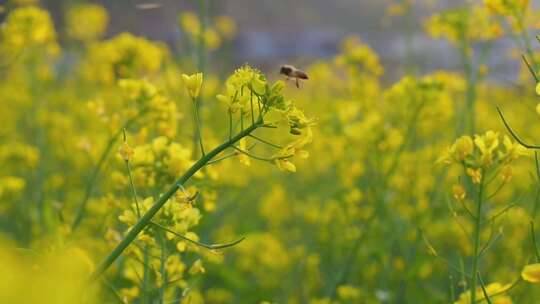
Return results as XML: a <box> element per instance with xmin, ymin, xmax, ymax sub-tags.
<box><xmin>466</xmin><ymin>168</ymin><xmax>482</xmax><ymax>184</ymax></box>
<box><xmin>501</xmin><ymin>135</ymin><xmax>528</xmax><ymax>161</ymax></box>
<box><xmin>119</xmin><ymin>142</ymin><xmax>134</xmax><ymax>162</ymax></box>
<box><xmin>182</xmin><ymin>73</ymin><xmax>204</xmax><ymax>99</ymax></box>
<box><xmin>452</xmin><ymin>135</ymin><xmax>474</xmax><ymax>161</ymax></box>
<box><xmin>474</xmin><ymin>131</ymin><xmax>499</xmax><ymax>166</ymax></box>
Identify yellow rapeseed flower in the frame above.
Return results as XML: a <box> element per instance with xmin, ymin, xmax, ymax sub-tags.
<box><xmin>66</xmin><ymin>4</ymin><xmax>109</xmax><ymax>42</ymax></box>
<box><xmin>179</xmin><ymin>12</ymin><xmax>200</xmax><ymax>36</ymax></box>
<box><xmin>452</xmin><ymin>184</ymin><xmax>466</xmax><ymax>201</ymax></box>
<box><xmin>452</xmin><ymin>135</ymin><xmax>474</xmax><ymax>161</ymax></box>
<box><xmin>466</xmin><ymin>168</ymin><xmax>482</xmax><ymax>184</ymax></box>
<box><xmin>182</xmin><ymin>73</ymin><xmax>204</xmax><ymax>99</ymax></box>
<box><xmin>118</xmin><ymin>142</ymin><xmax>134</xmax><ymax>162</ymax></box>
<box><xmin>522</xmin><ymin>263</ymin><xmax>540</xmax><ymax>283</ymax></box>
<box><xmin>215</xmin><ymin>15</ymin><xmax>237</xmax><ymax>40</ymax></box>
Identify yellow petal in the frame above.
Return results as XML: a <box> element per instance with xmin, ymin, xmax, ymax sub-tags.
<box><xmin>522</xmin><ymin>263</ymin><xmax>540</xmax><ymax>283</ymax></box>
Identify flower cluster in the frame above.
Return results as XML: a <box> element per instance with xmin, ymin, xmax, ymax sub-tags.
<box><xmin>65</xmin><ymin>4</ymin><xmax>109</xmax><ymax>42</ymax></box>
<box><xmin>426</xmin><ymin>5</ymin><xmax>503</xmax><ymax>44</ymax></box>
<box><xmin>0</xmin><ymin>6</ymin><xmax>59</xmax><ymax>56</ymax></box>
<box><xmin>178</xmin><ymin>12</ymin><xmax>237</xmax><ymax>52</ymax></box>
<box><xmin>82</xmin><ymin>33</ymin><xmax>168</xmax><ymax>83</ymax></box>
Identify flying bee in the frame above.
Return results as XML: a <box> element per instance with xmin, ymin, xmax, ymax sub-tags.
<box><xmin>280</xmin><ymin>65</ymin><xmax>309</xmax><ymax>88</ymax></box>
<box><xmin>135</xmin><ymin>3</ymin><xmax>163</xmax><ymax>10</ymax></box>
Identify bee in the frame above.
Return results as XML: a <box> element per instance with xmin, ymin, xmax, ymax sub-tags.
<box><xmin>135</xmin><ymin>3</ymin><xmax>163</xmax><ymax>10</ymax></box>
<box><xmin>280</xmin><ymin>65</ymin><xmax>309</xmax><ymax>88</ymax></box>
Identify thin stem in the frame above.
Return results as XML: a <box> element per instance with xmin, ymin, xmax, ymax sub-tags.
<box><xmin>477</xmin><ymin>272</ymin><xmax>493</xmax><ymax>304</ymax></box>
<box><xmin>486</xmin><ymin>181</ymin><xmax>506</xmax><ymax>201</ymax></box>
<box><xmin>193</xmin><ymin>101</ymin><xmax>206</xmax><ymax>156</ymax></box>
<box><xmin>249</xmin><ymin>134</ymin><xmax>283</xmax><ymax>149</ymax></box>
<box><xmin>88</xmin><ymin>121</ymin><xmax>261</xmax><ymax>282</ymax></box>
<box><xmin>535</xmin><ymin>152</ymin><xmax>540</xmax><ymax>183</ymax></box>
<box><xmin>479</xmin><ymin>220</ymin><xmax>499</xmax><ymax>257</ymax></box>
<box><xmin>450</xmin><ymin>275</ymin><xmax>455</xmax><ymax>303</ymax></box>
<box><xmin>488</xmin><ymin>203</ymin><xmax>515</xmax><ymax>222</ymax></box>
<box><xmin>150</xmin><ymin>221</ymin><xmax>245</xmax><ymax>250</ymax></box>
<box><xmin>531</xmin><ymin>221</ymin><xmax>540</xmax><ymax>262</ymax></box>
<box><xmin>192</xmin><ymin>0</ymin><xmax>207</xmax><ymax>157</ymax></box>
<box><xmin>522</xmin><ymin>54</ymin><xmax>539</xmax><ymax>82</ymax></box>
<box><xmin>126</xmin><ymin>161</ymin><xmax>141</xmax><ymax>218</ymax></box>
<box><xmin>497</xmin><ymin>106</ymin><xmax>540</xmax><ymax>149</ymax></box>
<box><xmin>470</xmin><ymin>175</ymin><xmax>485</xmax><ymax>304</ymax></box>
<box><xmin>232</xmin><ymin>146</ymin><xmax>273</xmax><ymax>162</ymax></box>
<box><xmin>122</xmin><ymin>128</ymin><xmax>141</xmax><ymax>218</ymax></box>
<box><xmin>250</xmin><ymin>90</ymin><xmax>255</xmax><ymax>125</ymax></box>
<box><xmin>206</xmin><ymin>151</ymin><xmax>239</xmax><ymax>165</ymax></box>
<box><xmin>71</xmin><ymin>111</ymin><xmax>146</xmax><ymax>231</ymax></box>
<box><xmin>228</xmin><ymin>109</ymin><xmax>232</xmax><ymax>141</ymax></box>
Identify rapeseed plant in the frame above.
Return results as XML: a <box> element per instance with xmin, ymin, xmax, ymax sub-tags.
<box><xmin>1</xmin><ymin>1</ymin><xmax>540</xmax><ymax>303</ymax></box>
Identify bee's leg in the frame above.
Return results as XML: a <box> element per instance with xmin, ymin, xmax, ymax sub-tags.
<box><xmin>296</xmin><ymin>78</ymin><xmax>300</xmax><ymax>88</ymax></box>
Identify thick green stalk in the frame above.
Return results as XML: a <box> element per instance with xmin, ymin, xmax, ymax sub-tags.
<box><xmin>470</xmin><ymin>177</ymin><xmax>485</xmax><ymax>304</ymax></box>
<box><xmin>88</xmin><ymin>121</ymin><xmax>260</xmax><ymax>282</ymax></box>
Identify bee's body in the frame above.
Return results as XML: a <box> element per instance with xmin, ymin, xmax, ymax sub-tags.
<box><xmin>280</xmin><ymin>65</ymin><xmax>309</xmax><ymax>88</ymax></box>
<box><xmin>135</xmin><ymin>3</ymin><xmax>163</xmax><ymax>10</ymax></box>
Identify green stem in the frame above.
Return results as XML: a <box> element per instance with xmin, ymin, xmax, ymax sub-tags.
<box><xmin>150</xmin><ymin>221</ymin><xmax>244</xmax><ymax>250</ymax></box>
<box><xmin>126</xmin><ymin>161</ymin><xmax>141</xmax><ymax>218</ymax></box>
<box><xmin>71</xmin><ymin>112</ymin><xmax>146</xmax><ymax>230</ymax></box>
<box><xmin>88</xmin><ymin>121</ymin><xmax>261</xmax><ymax>282</ymax></box>
<box><xmin>193</xmin><ymin>101</ymin><xmax>205</xmax><ymax>156</ymax></box>
<box><xmin>71</xmin><ymin>133</ymin><xmax>120</xmax><ymax>230</ymax></box>
<box><xmin>470</xmin><ymin>176</ymin><xmax>485</xmax><ymax>304</ymax></box>
<box><xmin>192</xmin><ymin>0</ymin><xmax>207</xmax><ymax>157</ymax></box>
<box><xmin>531</xmin><ymin>221</ymin><xmax>540</xmax><ymax>262</ymax></box>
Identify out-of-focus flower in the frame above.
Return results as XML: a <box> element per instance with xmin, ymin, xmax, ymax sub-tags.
<box><xmin>215</xmin><ymin>15</ymin><xmax>237</xmax><ymax>40</ymax></box>
<box><xmin>522</xmin><ymin>263</ymin><xmax>540</xmax><ymax>283</ymax></box>
<box><xmin>66</xmin><ymin>4</ymin><xmax>109</xmax><ymax>42</ymax></box>
<box><xmin>179</xmin><ymin>12</ymin><xmax>201</xmax><ymax>36</ymax></box>
<box><xmin>182</xmin><ymin>73</ymin><xmax>204</xmax><ymax>99</ymax></box>
<box><xmin>452</xmin><ymin>184</ymin><xmax>466</xmax><ymax>201</ymax></box>
<box><xmin>1</xmin><ymin>6</ymin><xmax>59</xmax><ymax>56</ymax></box>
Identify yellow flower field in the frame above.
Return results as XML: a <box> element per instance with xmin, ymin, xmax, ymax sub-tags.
<box><xmin>1</xmin><ymin>0</ymin><xmax>540</xmax><ymax>303</ymax></box>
